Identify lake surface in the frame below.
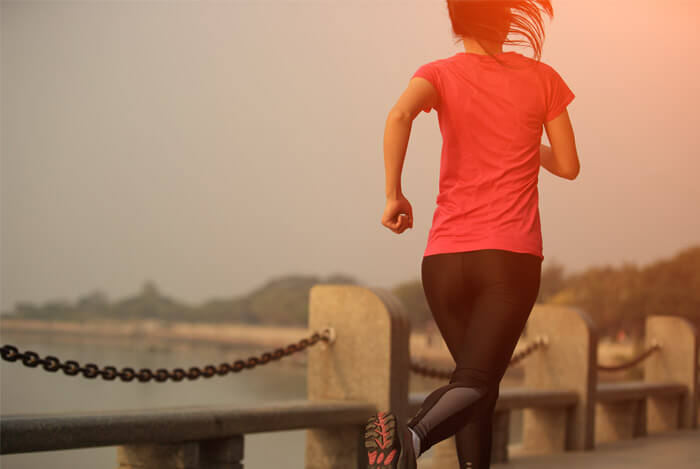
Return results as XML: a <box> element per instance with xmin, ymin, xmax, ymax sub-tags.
<box><xmin>1</xmin><ymin>331</ymin><xmax>524</xmax><ymax>468</ymax></box>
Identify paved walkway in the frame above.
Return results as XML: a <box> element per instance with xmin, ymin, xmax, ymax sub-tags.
<box><xmin>491</xmin><ymin>429</ymin><xmax>700</xmax><ymax>468</ymax></box>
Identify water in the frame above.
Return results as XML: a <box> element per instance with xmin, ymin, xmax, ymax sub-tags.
<box><xmin>0</xmin><ymin>331</ymin><xmax>311</xmax><ymax>469</ymax></box>
<box><xmin>1</xmin><ymin>331</ymin><xmax>524</xmax><ymax>468</ymax></box>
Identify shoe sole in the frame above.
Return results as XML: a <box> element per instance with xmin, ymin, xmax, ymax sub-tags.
<box><xmin>363</xmin><ymin>411</ymin><xmax>406</xmax><ymax>468</ymax></box>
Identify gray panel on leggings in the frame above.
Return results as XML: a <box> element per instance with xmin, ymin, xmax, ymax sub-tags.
<box><xmin>412</xmin><ymin>386</ymin><xmax>486</xmax><ymax>439</ymax></box>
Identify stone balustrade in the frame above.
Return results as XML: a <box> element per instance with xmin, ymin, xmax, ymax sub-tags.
<box><xmin>1</xmin><ymin>284</ymin><xmax>697</xmax><ymax>468</ymax></box>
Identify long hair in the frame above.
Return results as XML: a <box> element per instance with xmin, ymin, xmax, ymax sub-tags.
<box><xmin>446</xmin><ymin>0</ymin><xmax>554</xmax><ymax>63</ymax></box>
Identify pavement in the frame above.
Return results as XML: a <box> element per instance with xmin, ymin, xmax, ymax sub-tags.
<box><xmin>491</xmin><ymin>429</ymin><xmax>700</xmax><ymax>468</ymax></box>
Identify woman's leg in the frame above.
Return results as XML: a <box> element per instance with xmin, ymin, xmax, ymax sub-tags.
<box><xmin>410</xmin><ymin>249</ymin><xmax>542</xmax><ymax>469</ymax></box>
<box><xmin>451</xmin><ymin>251</ymin><xmax>540</xmax><ymax>468</ymax></box>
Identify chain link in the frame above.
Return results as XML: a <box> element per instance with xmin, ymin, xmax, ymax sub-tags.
<box><xmin>0</xmin><ymin>328</ymin><xmax>333</xmax><ymax>383</ymax></box>
<box><xmin>597</xmin><ymin>342</ymin><xmax>661</xmax><ymax>372</ymax></box>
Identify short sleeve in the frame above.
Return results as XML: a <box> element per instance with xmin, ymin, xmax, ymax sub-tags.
<box><xmin>412</xmin><ymin>62</ymin><xmax>441</xmax><ymax>113</ymax></box>
<box><xmin>544</xmin><ymin>65</ymin><xmax>575</xmax><ymax>122</ymax></box>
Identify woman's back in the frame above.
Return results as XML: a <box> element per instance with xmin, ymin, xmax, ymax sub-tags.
<box><xmin>412</xmin><ymin>51</ymin><xmax>575</xmax><ymax>261</ymax></box>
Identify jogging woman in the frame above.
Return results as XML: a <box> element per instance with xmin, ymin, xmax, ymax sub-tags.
<box><xmin>364</xmin><ymin>1</ymin><xmax>579</xmax><ymax>468</ymax></box>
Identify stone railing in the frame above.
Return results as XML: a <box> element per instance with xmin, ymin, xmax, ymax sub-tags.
<box><xmin>1</xmin><ymin>285</ymin><xmax>698</xmax><ymax>468</ymax></box>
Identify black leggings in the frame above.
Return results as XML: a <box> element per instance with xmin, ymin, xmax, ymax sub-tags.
<box><xmin>408</xmin><ymin>249</ymin><xmax>542</xmax><ymax>469</ymax></box>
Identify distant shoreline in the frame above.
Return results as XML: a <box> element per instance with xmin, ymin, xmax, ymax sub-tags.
<box><xmin>0</xmin><ymin>317</ymin><xmax>316</xmax><ymax>348</ymax></box>
<box><xmin>0</xmin><ymin>317</ymin><xmax>457</xmax><ymax>366</ymax></box>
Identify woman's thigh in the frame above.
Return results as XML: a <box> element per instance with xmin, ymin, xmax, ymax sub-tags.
<box><xmin>421</xmin><ymin>249</ymin><xmax>542</xmax><ymax>382</ymax></box>
<box><xmin>421</xmin><ymin>251</ymin><xmax>473</xmax><ymax>365</ymax></box>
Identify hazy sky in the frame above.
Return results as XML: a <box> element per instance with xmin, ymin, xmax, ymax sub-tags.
<box><xmin>1</xmin><ymin>0</ymin><xmax>699</xmax><ymax>313</ymax></box>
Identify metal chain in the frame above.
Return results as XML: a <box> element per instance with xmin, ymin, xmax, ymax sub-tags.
<box><xmin>0</xmin><ymin>328</ymin><xmax>334</xmax><ymax>383</ymax></box>
<box><xmin>5</xmin><ymin>333</ymin><xmax>659</xmax><ymax>382</ymax></box>
<box><xmin>597</xmin><ymin>341</ymin><xmax>661</xmax><ymax>372</ymax></box>
<box><xmin>411</xmin><ymin>337</ymin><xmax>665</xmax><ymax>378</ymax></box>
<box><xmin>508</xmin><ymin>335</ymin><xmax>550</xmax><ymax>366</ymax></box>
<box><xmin>410</xmin><ymin>336</ymin><xmax>549</xmax><ymax>380</ymax></box>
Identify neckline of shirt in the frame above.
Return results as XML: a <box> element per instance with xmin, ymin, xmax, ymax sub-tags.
<box><xmin>456</xmin><ymin>51</ymin><xmax>518</xmax><ymax>59</ymax></box>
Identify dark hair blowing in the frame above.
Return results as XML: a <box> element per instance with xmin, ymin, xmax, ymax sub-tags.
<box><xmin>446</xmin><ymin>0</ymin><xmax>554</xmax><ymax>63</ymax></box>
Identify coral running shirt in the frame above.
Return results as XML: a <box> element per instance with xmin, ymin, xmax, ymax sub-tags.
<box><xmin>412</xmin><ymin>51</ymin><xmax>575</xmax><ymax>261</ymax></box>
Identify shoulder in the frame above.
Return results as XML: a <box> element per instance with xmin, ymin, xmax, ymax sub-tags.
<box><xmin>512</xmin><ymin>54</ymin><xmax>554</xmax><ymax>73</ymax></box>
<box><xmin>530</xmin><ymin>59</ymin><xmax>562</xmax><ymax>79</ymax></box>
<box><xmin>510</xmin><ymin>56</ymin><xmax>566</xmax><ymax>87</ymax></box>
<box><xmin>412</xmin><ymin>56</ymin><xmax>453</xmax><ymax>89</ymax></box>
<box><xmin>415</xmin><ymin>54</ymin><xmax>456</xmax><ymax>72</ymax></box>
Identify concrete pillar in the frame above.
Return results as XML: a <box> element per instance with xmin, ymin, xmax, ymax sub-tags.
<box><xmin>595</xmin><ymin>399</ymin><xmax>645</xmax><ymax>444</ymax></box>
<box><xmin>644</xmin><ymin>315</ymin><xmax>699</xmax><ymax>431</ymax></box>
<box><xmin>117</xmin><ymin>442</ymin><xmax>199</xmax><ymax>469</ymax></box>
<box><xmin>521</xmin><ymin>304</ymin><xmax>597</xmax><ymax>454</ymax></box>
<box><xmin>118</xmin><ymin>437</ymin><xmax>243</xmax><ymax>469</ymax></box>
<box><xmin>199</xmin><ymin>436</ymin><xmax>244</xmax><ymax>469</ymax></box>
<box><xmin>305</xmin><ymin>285</ymin><xmax>411</xmax><ymax>469</ymax></box>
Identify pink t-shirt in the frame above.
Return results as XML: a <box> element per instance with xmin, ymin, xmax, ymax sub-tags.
<box><xmin>412</xmin><ymin>51</ymin><xmax>575</xmax><ymax>261</ymax></box>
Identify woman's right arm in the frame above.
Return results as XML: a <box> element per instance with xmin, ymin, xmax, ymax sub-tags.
<box><xmin>541</xmin><ymin>109</ymin><xmax>580</xmax><ymax>180</ymax></box>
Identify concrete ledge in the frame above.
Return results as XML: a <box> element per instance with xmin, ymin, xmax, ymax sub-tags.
<box><xmin>0</xmin><ymin>399</ymin><xmax>376</xmax><ymax>454</ymax></box>
<box><xmin>597</xmin><ymin>381</ymin><xmax>687</xmax><ymax>403</ymax></box>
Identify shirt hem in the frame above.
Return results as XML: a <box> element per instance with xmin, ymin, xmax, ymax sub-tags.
<box><xmin>423</xmin><ymin>236</ymin><xmax>544</xmax><ymax>261</ymax></box>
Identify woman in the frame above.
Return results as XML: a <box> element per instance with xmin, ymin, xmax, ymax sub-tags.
<box><xmin>364</xmin><ymin>1</ymin><xmax>579</xmax><ymax>468</ymax></box>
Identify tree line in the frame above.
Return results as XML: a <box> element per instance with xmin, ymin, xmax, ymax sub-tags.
<box><xmin>5</xmin><ymin>245</ymin><xmax>699</xmax><ymax>340</ymax></box>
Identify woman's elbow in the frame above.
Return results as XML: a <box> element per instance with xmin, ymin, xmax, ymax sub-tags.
<box><xmin>563</xmin><ymin>163</ymin><xmax>580</xmax><ymax>180</ymax></box>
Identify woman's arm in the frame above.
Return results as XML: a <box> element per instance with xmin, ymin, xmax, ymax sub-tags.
<box><xmin>541</xmin><ymin>109</ymin><xmax>580</xmax><ymax>180</ymax></box>
<box><xmin>539</xmin><ymin>144</ymin><xmax>560</xmax><ymax>177</ymax></box>
<box><xmin>381</xmin><ymin>112</ymin><xmax>414</xmax><ymax>234</ymax></box>
<box><xmin>540</xmin><ymin>143</ymin><xmax>579</xmax><ymax>180</ymax></box>
<box><xmin>383</xmin><ymin>77</ymin><xmax>438</xmax><ymax>199</ymax></box>
<box><xmin>384</xmin><ymin>113</ymin><xmax>413</xmax><ymax>199</ymax></box>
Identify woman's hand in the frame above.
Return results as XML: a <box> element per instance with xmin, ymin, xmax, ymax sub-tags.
<box><xmin>381</xmin><ymin>195</ymin><xmax>413</xmax><ymax>234</ymax></box>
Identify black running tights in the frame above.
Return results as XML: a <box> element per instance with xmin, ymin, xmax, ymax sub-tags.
<box><xmin>407</xmin><ymin>249</ymin><xmax>542</xmax><ymax>469</ymax></box>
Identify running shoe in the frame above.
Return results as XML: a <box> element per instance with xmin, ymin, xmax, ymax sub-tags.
<box><xmin>363</xmin><ymin>410</ymin><xmax>417</xmax><ymax>469</ymax></box>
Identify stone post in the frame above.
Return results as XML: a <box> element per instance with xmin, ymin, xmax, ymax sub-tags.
<box><xmin>200</xmin><ymin>437</ymin><xmax>244</xmax><ymax>469</ymax></box>
<box><xmin>644</xmin><ymin>315</ymin><xmax>699</xmax><ymax>432</ymax></box>
<box><xmin>117</xmin><ymin>436</ymin><xmax>243</xmax><ymax>469</ymax></box>
<box><xmin>595</xmin><ymin>398</ymin><xmax>645</xmax><ymax>443</ymax></box>
<box><xmin>305</xmin><ymin>285</ymin><xmax>411</xmax><ymax>469</ymax></box>
<box><xmin>117</xmin><ymin>442</ymin><xmax>199</xmax><ymax>469</ymax></box>
<box><xmin>521</xmin><ymin>304</ymin><xmax>597</xmax><ymax>454</ymax></box>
